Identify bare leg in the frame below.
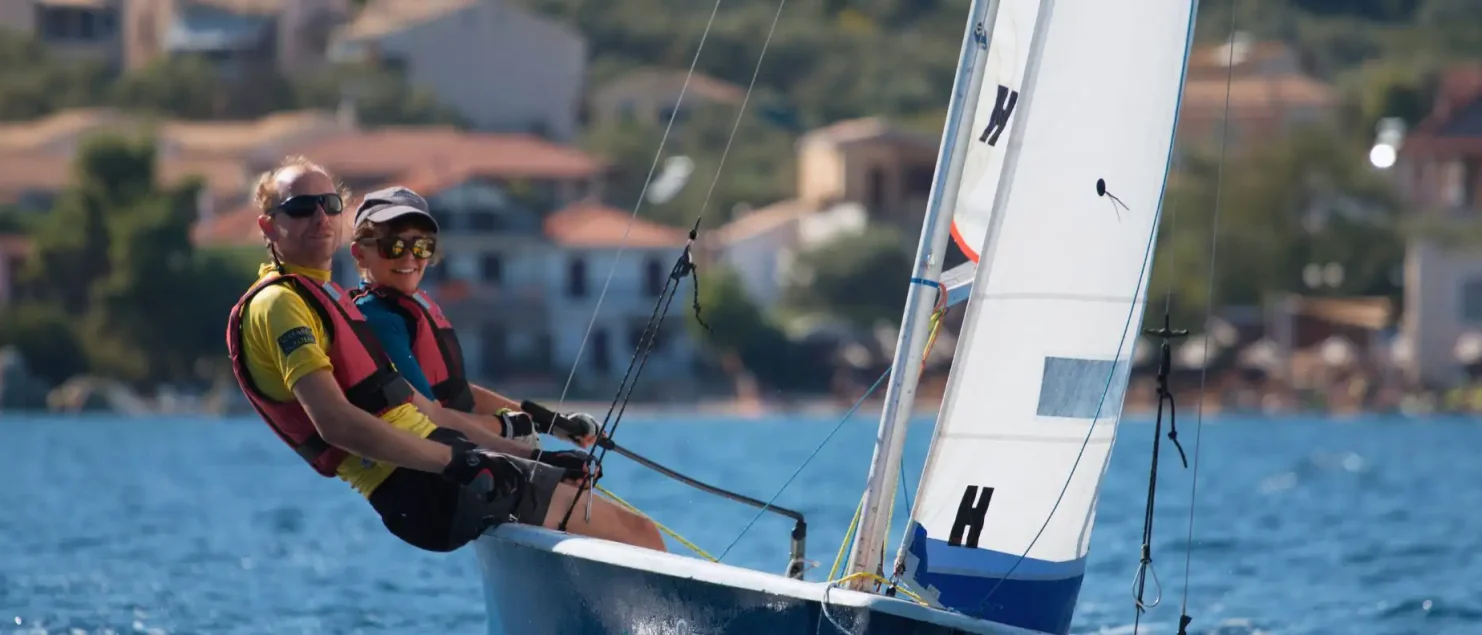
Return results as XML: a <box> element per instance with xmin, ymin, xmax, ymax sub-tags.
<box><xmin>541</xmin><ymin>482</ymin><xmax>667</xmax><ymax>552</ymax></box>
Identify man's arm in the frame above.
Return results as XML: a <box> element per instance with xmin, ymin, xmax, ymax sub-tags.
<box><xmin>407</xmin><ymin>389</ymin><xmax>536</xmax><ymax>457</ymax></box>
<box><xmin>470</xmin><ymin>383</ymin><xmax>521</xmax><ymax>416</ymax></box>
<box><xmin>293</xmin><ymin>370</ymin><xmax>453</xmax><ymax>473</ymax></box>
<box><xmin>250</xmin><ymin>285</ymin><xmax>451</xmax><ymax>473</ymax></box>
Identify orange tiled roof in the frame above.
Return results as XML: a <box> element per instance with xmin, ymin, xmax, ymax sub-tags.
<box><xmin>1186</xmin><ymin>39</ymin><xmax>1294</xmax><ymax>76</ymax></box>
<box><xmin>159</xmin><ymin>110</ymin><xmax>347</xmax><ymax>157</ymax></box>
<box><xmin>1180</xmin><ymin>75</ymin><xmax>1336</xmax><ymax>111</ymax></box>
<box><xmin>1401</xmin><ymin>64</ymin><xmax>1482</xmax><ymax>156</ymax></box>
<box><xmin>0</xmin><ymin>151</ymin><xmax>250</xmax><ymax>203</ymax></box>
<box><xmin>340</xmin><ymin>0</ymin><xmax>476</xmax><ymax>40</ymax></box>
<box><xmin>278</xmin><ymin>127</ymin><xmax>605</xmax><ymax>181</ymax></box>
<box><xmin>0</xmin><ymin>154</ymin><xmax>72</xmax><ymax>198</ymax></box>
<box><xmin>190</xmin><ymin>0</ymin><xmax>294</xmax><ymax>15</ymax></box>
<box><xmin>545</xmin><ymin>200</ymin><xmax>686</xmax><ymax>248</ymax></box>
<box><xmin>0</xmin><ymin>233</ymin><xmax>32</xmax><ymax>257</ymax></box>
<box><xmin>0</xmin><ymin>108</ymin><xmax>126</xmax><ymax>153</ymax></box>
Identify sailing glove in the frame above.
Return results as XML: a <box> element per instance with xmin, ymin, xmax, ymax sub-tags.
<box><xmin>534</xmin><ymin>449</ymin><xmax>601</xmax><ymax>483</ymax></box>
<box><xmin>441</xmin><ymin>446</ymin><xmax>523</xmax><ymax>501</ymax></box>
<box><xmin>496</xmin><ymin>409</ymin><xmax>541</xmax><ymax>450</ymax></box>
<box><xmin>519</xmin><ymin>400</ymin><xmax>602</xmax><ymax>448</ymax></box>
<box><xmin>554</xmin><ymin>411</ymin><xmax>600</xmax><ymax>448</ymax></box>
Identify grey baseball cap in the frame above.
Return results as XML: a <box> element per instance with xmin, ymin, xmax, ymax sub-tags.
<box><xmin>353</xmin><ymin>186</ymin><xmax>440</xmax><ymax>231</ymax></box>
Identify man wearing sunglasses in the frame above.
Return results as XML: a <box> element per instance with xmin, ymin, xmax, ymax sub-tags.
<box><xmin>347</xmin><ymin>187</ymin><xmax>604</xmax><ymax>452</ymax></box>
<box><xmin>224</xmin><ymin>157</ymin><xmax>665</xmax><ymax>555</ymax></box>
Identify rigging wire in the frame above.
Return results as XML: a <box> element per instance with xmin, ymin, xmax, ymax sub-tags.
<box><xmin>551</xmin><ymin>0</ymin><xmax>793</xmax><ymax>528</ymax></box>
<box><xmin>554</xmin><ymin>0</ymin><xmax>791</xmax><ymax>417</ymax></box>
<box><xmin>1131</xmin><ymin>2</ymin><xmax>1237</xmax><ymax>632</ymax></box>
<box><xmin>1170</xmin><ymin>3</ymin><xmax>1241</xmax><ymax>634</ymax></box>
<box><xmin>551</xmin><ymin>0</ymin><xmax>727</xmax><ymax>414</ymax></box>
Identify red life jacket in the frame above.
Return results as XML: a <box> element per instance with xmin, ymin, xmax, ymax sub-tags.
<box><xmin>353</xmin><ymin>284</ymin><xmax>477</xmax><ymax>413</ymax></box>
<box><xmin>226</xmin><ymin>273</ymin><xmax>415</xmax><ymax>477</ymax></box>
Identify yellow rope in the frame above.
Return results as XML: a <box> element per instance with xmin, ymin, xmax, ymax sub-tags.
<box><xmin>824</xmin><ymin>571</ymin><xmax>929</xmax><ymax>606</ymax></box>
<box><xmin>827</xmin><ymin>495</ymin><xmax>866</xmax><ymax>580</ymax></box>
<box><xmin>595</xmin><ymin>484</ymin><xmax>718</xmax><ymax>562</ymax></box>
<box><xmin>824</xmin><ymin>303</ymin><xmax>950</xmax><ymax>589</ymax></box>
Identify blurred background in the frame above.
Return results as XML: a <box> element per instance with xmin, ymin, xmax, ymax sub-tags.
<box><xmin>2</xmin><ymin>1</ymin><xmax>1481</xmax><ymax>634</ymax></box>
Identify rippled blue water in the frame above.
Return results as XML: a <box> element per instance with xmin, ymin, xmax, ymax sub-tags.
<box><xmin>1</xmin><ymin>413</ymin><xmax>1477</xmax><ymax>635</ymax></box>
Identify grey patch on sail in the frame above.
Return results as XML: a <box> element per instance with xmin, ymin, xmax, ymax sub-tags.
<box><xmin>1036</xmin><ymin>356</ymin><xmax>1127</xmax><ymax>419</ymax></box>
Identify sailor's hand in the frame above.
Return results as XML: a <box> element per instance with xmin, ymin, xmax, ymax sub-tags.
<box><xmin>535</xmin><ymin>449</ymin><xmax>601</xmax><ymax>483</ymax></box>
<box><xmin>496</xmin><ymin>409</ymin><xmax>542</xmax><ymax>450</ymax></box>
<box><xmin>554</xmin><ymin>411</ymin><xmax>601</xmax><ymax>448</ymax></box>
<box><xmin>441</xmin><ymin>447</ymin><xmax>522</xmax><ymax>500</ymax></box>
<box><xmin>519</xmin><ymin>400</ymin><xmax>600</xmax><ymax>448</ymax></box>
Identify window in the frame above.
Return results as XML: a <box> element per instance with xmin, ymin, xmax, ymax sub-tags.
<box><xmin>1444</xmin><ymin>160</ymin><xmax>1467</xmax><ymax>208</ymax></box>
<box><xmin>467</xmin><ymin>211</ymin><xmax>497</xmax><ymax>232</ymax></box>
<box><xmin>591</xmin><ymin>328</ymin><xmax>611</xmax><ymax>373</ymax></box>
<box><xmin>480</xmin><ymin>254</ymin><xmax>502</xmax><ymax>284</ymax></box>
<box><xmin>629</xmin><ymin>321</ymin><xmax>663</xmax><ymax>352</ymax></box>
<box><xmin>868</xmin><ymin>166</ymin><xmax>887</xmax><ymax>211</ymax></box>
<box><xmin>905</xmin><ymin>164</ymin><xmax>935</xmax><ymax>198</ymax></box>
<box><xmin>481</xmin><ymin>323</ymin><xmax>507</xmax><ymax>378</ymax></box>
<box><xmin>430</xmin><ymin>206</ymin><xmax>455</xmax><ymax>231</ymax></box>
<box><xmin>567</xmin><ymin>257</ymin><xmax>587</xmax><ymax>297</ymax></box>
<box><xmin>643</xmin><ymin>257</ymin><xmax>665</xmax><ymax>296</ymax></box>
<box><xmin>1461</xmin><ymin>278</ymin><xmax>1482</xmax><ymax>324</ymax></box>
<box><xmin>535</xmin><ymin>332</ymin><xmax>554</xmax><ymax>371</ymax></box>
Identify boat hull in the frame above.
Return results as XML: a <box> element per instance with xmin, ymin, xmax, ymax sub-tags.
<box><xmin>474</xmin><ymin>524</ymin><xmax>1044</xmax><ymax>635</ymax></box>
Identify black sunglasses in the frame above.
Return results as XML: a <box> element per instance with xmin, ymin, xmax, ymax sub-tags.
<box><xmin>364</xmin><ymin>235</ymin><xmax>437</xmax><ymax>260</ymax></box>
<box><xmin>273</xmin><ymin>193</ymin><xmax>344</xmax><ymax>219</ymax></box>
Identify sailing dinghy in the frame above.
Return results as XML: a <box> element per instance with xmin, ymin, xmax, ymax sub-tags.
<box><xmin>473</xmin><ymin>0</ymin><xmax>1198</xmax><ymax>632</ymax></box>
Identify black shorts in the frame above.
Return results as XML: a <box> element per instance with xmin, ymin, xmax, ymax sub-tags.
<box><xmin>367</xmin><ymin>428</ymin><xmax>565</xmax><ymax>552</ymax></box>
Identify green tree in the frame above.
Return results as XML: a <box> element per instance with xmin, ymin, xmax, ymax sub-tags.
<box><xmin>1148</xmin><ymin>125</ymin><xmax>1404</xmax><ymax>330</ymax></box>
<box><xmin>16</xmin><ymin>134</ymin><xmax>255</xmax><ymax>388</ymax></box>
<box><xmin>583</xmin><ymin>102</ymin><xmax>795</xmax><ymax>227</ymax></box>
<box><xmin>689</xmin><ymin>265</ymin><xmax>829</xmax><ymax>393</ymax></box>
<box><xmin>292</xmin><ymin>65</ymin><xmax>467</xmax><ymax>127</ymax></box>
<box><xmin>1331</xmin><ymin>56</ymin><xmax>1440</xmax><ymax>146</ymax></box>
<box><xmin>782</xmin><ymin>226</ymin><xmax>914</xmax><ymax>330</ymax></box>
<box><xmin>0</xmin><ymin>303</ymin><xmax>88</xmax><ymax>386</ymax></box>
<box><xmin>0</xmin><ymin>31</ymin><xmax>109</xmax><ymax>119</ymax></box>
<box><xmin>108</xmin><ymin>55</ymin><xmax>233</xmax><ymax>119</ymax></box>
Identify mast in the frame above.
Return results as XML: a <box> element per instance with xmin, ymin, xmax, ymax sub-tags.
<box><xmin>844</xmin><ymin>0</ymin><xmax>1002</xmax><ymax>587</ymax></box>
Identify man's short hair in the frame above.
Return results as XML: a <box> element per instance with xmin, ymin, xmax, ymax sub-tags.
<box><xmin>251</xmin><ymin>155</ymin><xmax>350</xmax><ymax>215</ymax></box>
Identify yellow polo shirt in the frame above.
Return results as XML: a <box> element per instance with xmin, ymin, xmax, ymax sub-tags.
<box><xmin>238</xmin><ymin>262</ymin><xmax>437</xmax><ymax>496</ymax></box>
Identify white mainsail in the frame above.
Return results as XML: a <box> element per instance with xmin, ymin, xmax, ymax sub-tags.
<box><xmin>950</xmin><ymin>0</ymin><xmax>1042</xmax><ymax>263</ymax></box>
<box><xmin>898</xmin><ymin>1</ymin><xmax>1197</xmax><ymax>634</ymax></box>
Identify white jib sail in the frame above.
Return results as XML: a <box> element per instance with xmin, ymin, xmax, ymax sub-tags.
<box><xmin>949</xmin><ymin>0</ymin><xmax>1041</xmax><ymax>264</ymax></box>
<box><xmin>899</xmin><ymin>1</ymin><xmax>1197</xmax><ymax>634</ymax></box>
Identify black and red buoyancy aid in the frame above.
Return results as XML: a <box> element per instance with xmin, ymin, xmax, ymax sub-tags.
<box><xmin>226</xmin><ymin>273</ymin><xmax>415</xmax><ymax>477</ymax></box>
<box><xmin>354</xmin><ymin>285</ymin><xmax>476</xmax><ymax>413</ymax></box>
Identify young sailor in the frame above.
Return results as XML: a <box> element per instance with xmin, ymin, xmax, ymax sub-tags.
<box><xmin>345</xmin><ymin>186</ymin><xmax>602</xmax><ymax>450</ymax></box>
<box><xmin>225</xmin><ymin>157</ymin><xmax>665</xmax><ymax>553</ymax></box>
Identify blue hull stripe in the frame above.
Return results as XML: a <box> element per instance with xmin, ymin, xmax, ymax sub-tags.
<box><xmin>906</xmin><ymin>523</ymin><xmax>1084</xmax><ymax>635</ymax></box>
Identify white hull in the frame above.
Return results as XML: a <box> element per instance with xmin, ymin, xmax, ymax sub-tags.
<box><xmin>473</xmin><ymin>524</ymin><xmax>1047</xmax><ymax>635</ymax></box>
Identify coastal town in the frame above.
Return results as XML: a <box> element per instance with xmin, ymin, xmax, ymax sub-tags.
<box><xmin>0</xmin><ymin>0</ymin><xmax>1480</xmax><ymax>418</ymax></box>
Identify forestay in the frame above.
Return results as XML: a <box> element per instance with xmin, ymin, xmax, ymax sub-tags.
<box><xmin>898</xmin><ymin>1</ymin><xmax>1197</xmax><ymax>634</ymax></box>
<box><xmin>949</xmin><ymin>0</ymin><xmax>1040</xmax><ymax>263</ymax></box>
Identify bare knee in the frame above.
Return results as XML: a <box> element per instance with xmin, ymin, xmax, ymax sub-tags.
<box><xmin>613</xmin><ymin>505</ymin><xmax>666</xmax><ymax>552</ymax></box>
<box><xmin>541</xmin><ymin>484</ymin><xmax>665</xmax><ymax>551</ymax></box>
